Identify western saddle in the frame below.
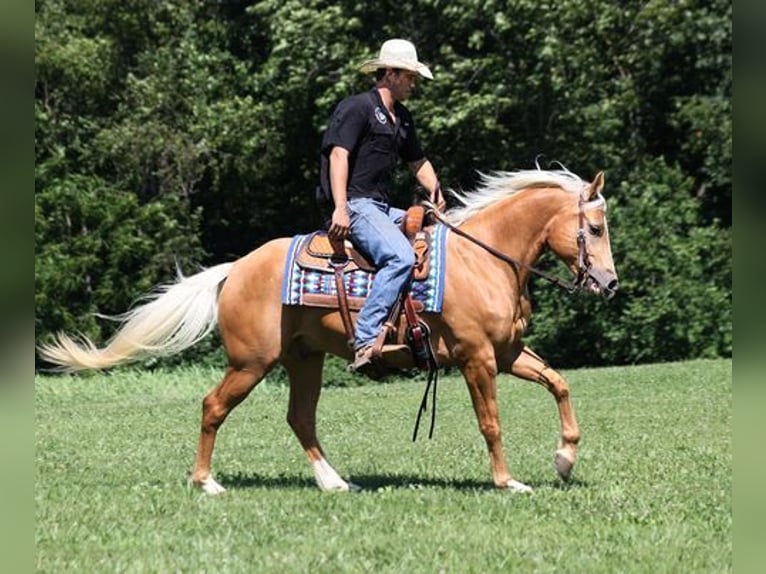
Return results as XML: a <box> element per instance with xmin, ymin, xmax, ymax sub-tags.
<box><xmin>293</xmin><ymin>205</ymin><xmax>436</xmax><ymax>377</ymax></box>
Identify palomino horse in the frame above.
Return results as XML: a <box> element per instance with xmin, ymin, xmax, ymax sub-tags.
<box><xmin>39</xmin><ymin>169</ymin><xmax>618</xmax><ymax>494</ymax></box>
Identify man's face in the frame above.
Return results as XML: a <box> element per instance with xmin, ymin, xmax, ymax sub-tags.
<box><xmin>389</xmin><ymin>69</ymin><xmax>418</xmax><ymax>101</ymax></box>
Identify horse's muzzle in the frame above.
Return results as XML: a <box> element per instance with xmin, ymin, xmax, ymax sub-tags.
<box><xmin>586</xmin><ymin>269</ymin><xmax>619</xmax><ymax>299</ymax></box>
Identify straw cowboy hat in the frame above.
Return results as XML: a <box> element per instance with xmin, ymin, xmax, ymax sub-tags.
<box><xmin>358</xmin><ymin>39</ymin><xmax>433</xmax><ymax>80</ymax></box>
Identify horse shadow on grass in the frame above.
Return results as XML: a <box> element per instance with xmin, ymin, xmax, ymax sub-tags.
<box><xmin>216</xmin><ymin>471</ymin><xmax>589</xmax><ymax>492</ymax></box>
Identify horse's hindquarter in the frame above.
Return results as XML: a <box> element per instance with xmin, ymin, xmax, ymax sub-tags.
<box><xmin>218</xmin><ymin>237</ymin><xmax>355</xmax><ymax>364</ymax></box>
<box><xmin>217</xmin><ymin>238</ymin><xmax>293</xmax><ymax>366</ymax></box>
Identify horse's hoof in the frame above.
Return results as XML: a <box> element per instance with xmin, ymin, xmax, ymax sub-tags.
<box><xmin>313</xmin><ymin>458</ymin><xmax>356</xmax><ymax>492</ymax></box>
<box><xmin>191</xmin><ymin>476</ymin><xmax>226</xmax><ymax>495</ymax></box>
<box><xmin>507</xmin><ymin>479</ymin><xmax>534</xmax><ymax>494</ymax></box>
<box><xmin>554</xmin><ymin>449</ymin><xmax>575</xmax><ymax>481</ymax></box>
<box><xmin>317</xmin><ymin>478</ymin><xmax>362</xmax><ymax>492</ymax></box>
<box><xmin>319</xmin><ymin>480</ymin><xmax>351</xmax><ymax>492</ymax></box>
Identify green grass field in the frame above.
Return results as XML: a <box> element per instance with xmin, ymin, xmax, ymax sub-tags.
<box><xmin>36</xmin><ymin>359</ymin><xmax>731</xmax><ymax>573</ymax></box>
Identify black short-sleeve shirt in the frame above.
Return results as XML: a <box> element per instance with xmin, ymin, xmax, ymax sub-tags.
<box><xmin>317</xmin><ymin>88</ymin><xmax>425</xmax><ymax>209</ymax></box>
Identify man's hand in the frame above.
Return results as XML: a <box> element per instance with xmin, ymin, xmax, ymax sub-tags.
<box><xmin>410</xmin><ymin>159</ymin><xmax>445</xmax><ymax>211</ymax></box>
<box><xmin>328</xmin><ymin>206</ymin><xmax>350</xmax><ymax>241</ymax></box>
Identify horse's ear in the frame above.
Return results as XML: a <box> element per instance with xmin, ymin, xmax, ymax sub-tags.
<box><xmin>587</xmin><ymin>171</ymin><xmax>605</xmax><ymax>200</ymax></box>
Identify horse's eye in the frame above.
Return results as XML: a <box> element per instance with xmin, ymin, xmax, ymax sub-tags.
<box><xmin>588</xmin><ymin>224</ymin><xmax>604</xmax><ymax>237</ymax></box>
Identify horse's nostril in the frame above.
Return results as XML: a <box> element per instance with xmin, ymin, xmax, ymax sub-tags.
<box><xmin>608</xmin><ymin>279</ymin><xmax>619</xmax><ymax>292</ymax></box>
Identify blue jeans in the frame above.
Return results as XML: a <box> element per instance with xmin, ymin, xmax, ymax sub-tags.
<box><xmin>347</xmin><ymin>198</ymin><xmax>415</xmax><ymax>350</ymax></box>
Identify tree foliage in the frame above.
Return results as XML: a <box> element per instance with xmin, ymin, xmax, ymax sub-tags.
<box><xmin>35</xmin><ymin>0</ymin><xmax>731</xmax><ymax>368</ymax></box>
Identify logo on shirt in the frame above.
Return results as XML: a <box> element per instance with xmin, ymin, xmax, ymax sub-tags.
<box><xmin>374</xmin><ymin>106</ymin><xmax>388</xmax><ymax>125</ymax></box>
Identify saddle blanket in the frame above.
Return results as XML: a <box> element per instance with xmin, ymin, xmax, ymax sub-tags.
<box><xmin>281</xmin><ymin>224</ymin><xmax>448</xmax><ymax>313</ymax></box>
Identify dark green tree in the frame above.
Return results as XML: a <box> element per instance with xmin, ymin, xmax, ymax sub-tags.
<box><xmin>35</xmin><ymin>0</ymin><xmax>731</xmax><ymax>368</ymax></box>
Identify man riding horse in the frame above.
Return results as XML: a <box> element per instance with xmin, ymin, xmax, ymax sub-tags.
<box><xmin>316</xmin><ymin>39</ymin><xmax>446</xmax><ymax>374</ymax></box>
<box><xmin>39</xmin><ymin>41</ymin><xmax>620</xmax><ymax>495</ymax></box>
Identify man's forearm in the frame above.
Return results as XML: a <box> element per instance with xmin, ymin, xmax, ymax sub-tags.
<box><xmin>329</xmin><ymin>147</ymin><xmax>350</xmax><ymax>208</ymax></box>
<box><xmin>411</xmin><ymin>159</ymin><xmax>440</xmax><ymax>200</ymax></box>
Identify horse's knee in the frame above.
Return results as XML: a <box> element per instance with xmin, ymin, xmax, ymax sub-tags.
<box><xmin>286</xmin><ymin>408</ymin><xmax>316</xmax><ymax>438</ymax></box>
<box><xmin>541</xmin><ymin>368</ymin><xmax>571</xmax><ymax>401</ymax></box>
<box><xmin>201</xmin><ymin>368</ymin><xmax>260</xmax><ymax>428</ymax></box>
<box><xmin>478</xmin><ymin>419</ymin><xmax>501</xmax><ymax>442</ymax></box>
<box><xmin>554</xmin><ymin>383</ymin><xmax>570</xmax><ymax>402</ymax></box>
<box><xmin>286</xmin><ymin>411</ymin><xmax>302</xmax><ymax>434</ymax></box>
<box><xmin>201</xmin><ymin>393</ymin><xmax>228</xmax><ymax>430</ymax></box>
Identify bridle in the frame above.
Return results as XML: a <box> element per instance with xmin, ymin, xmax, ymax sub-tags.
<box><xmin>424</xmin><ymin>192</ymin><xmax>600</xmax><ymax>294</ymax></box>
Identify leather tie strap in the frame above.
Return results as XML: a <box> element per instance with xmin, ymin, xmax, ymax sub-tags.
<box><xmin>329</xmin><ymin>237</ymin><xmax>355</xmax><ymax>348</ymax></box>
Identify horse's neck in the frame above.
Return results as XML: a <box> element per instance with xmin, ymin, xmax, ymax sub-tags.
<box><xmin>461</xmin><ymin>187</ymin><xmax>568</xmax><ymax>271</ymax></box>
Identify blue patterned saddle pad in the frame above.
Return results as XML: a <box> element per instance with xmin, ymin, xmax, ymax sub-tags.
<box><xmin>281</xmin><ymin>224</ymin><xmax>448</xmax><ymax>313</ymax></box>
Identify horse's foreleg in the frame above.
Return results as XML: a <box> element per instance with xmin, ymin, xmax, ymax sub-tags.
<box><xmin>190</xmin><ymin>366</ymin><xmax>264</xmax><ymax>494</ymax></box>
<box><xmin>463</xmin><ymin>355</ymin><xmax>533</xmax><ymax>493</ymax></box>
<box><xmin>508</xmin><ymin>345</ymin><xmax>580</xmax><ymax>481</ymax></box>
<box><xmin>283</xmin><ymin>351</ymin><xmax>356</xmax><ymax>492</ymax></box>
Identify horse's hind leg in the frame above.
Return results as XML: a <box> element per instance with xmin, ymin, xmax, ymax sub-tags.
<box><xmin>190</xmin><ymin>365</ymin><xmax>269</xmax><ymax>494</ymax></box>
<box><xmin>506</xmin><ymin>345</ymin><xmax>581</xmax><ymax>481</ymax></box>
<box><xmin>282</xmin><ymin>350</ymin><xmax>355</xmax><ymax>492</ymax></box>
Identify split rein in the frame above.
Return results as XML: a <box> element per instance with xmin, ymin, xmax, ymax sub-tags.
<box><xmin>423</xmin><ymin>198</ymin><xmax>593</xmax><ymax>294</ymax></box>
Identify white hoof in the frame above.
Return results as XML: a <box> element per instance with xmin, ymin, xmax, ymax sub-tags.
<box><xmin>320</xmin><ymin>481</ymin><xmax>350</xmax><ymax>492</ymax></box>
<box><xmin>195</xmin><ymin>476</ymin><xmax>226</xmax><ymax>495</ymax></box>
<box><xmin>554</xmin><ymin>449</ymin><xmax>575</xmax><ymax>481</ymax></box>
<box><xmin>507</xmin><ymin>479</ymin><xmax>534</xmax><ymax>494</ymax></box>
<box><xmin>313</xmin><ymin>458</ymin><xmax>352</xmax><ymax>492</ymax></box>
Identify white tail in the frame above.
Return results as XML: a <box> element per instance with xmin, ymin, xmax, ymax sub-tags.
<box><xmin>38</xmin><ymin>263</ymin><xmax>234</xmax><ymax>372</ymax></box>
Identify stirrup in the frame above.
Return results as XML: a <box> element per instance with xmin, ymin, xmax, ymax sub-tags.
<box><xmin>348</xmin><ymin>346</ymin><xmax>376</xmax><ymax>372</ymax></box>
<box><xmin>347</xmin><ymin>344</ymin><xmax>410</xmax><ymax>379</ymax></box>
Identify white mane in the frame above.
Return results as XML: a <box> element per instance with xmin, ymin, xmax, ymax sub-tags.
<box><xmin>445</xmin><ymin>169</ymin><xmax>588</xmax><ymax>225</ymax></box>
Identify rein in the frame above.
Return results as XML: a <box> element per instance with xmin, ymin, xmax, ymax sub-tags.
<box><xmin>424</xmin><ymin>197</ymin><xmax>592</xmax><ymax>294</ymax></box>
